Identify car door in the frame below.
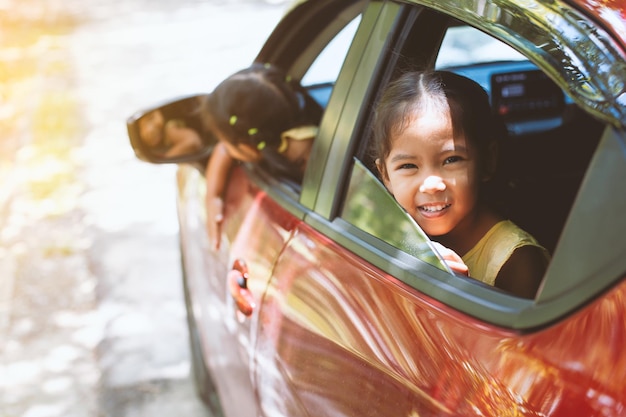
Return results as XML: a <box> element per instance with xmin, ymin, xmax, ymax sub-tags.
<box><xmin>176</xmin><ymin>1</ymin><xmax>367</xmax><ymax>416</ymax></box>
<box><xmin>250</xmin><ymin>0</ymin><xmax>626</xmax><ymax>416</ymax></box>
<box><xmin>250</xmin><ymin>3</ymin><xmax>464</xmax><ymax>416</ymax></box>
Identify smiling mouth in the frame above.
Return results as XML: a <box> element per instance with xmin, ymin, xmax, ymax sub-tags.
<box><xmin>419</xmin><ymin>203</ymin><xmax>451</xmax><ymax>213</ymax></box>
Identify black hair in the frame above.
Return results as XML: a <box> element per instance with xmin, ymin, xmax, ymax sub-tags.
<box><xmin>372</xmin><ymin>70</ymin><xmax>505</xmax><ymax>180</ymax></box>
<box><xmin>204</xmin><ymin>63</ymin><xmax>319</xmax><ymax>151</ymax></box>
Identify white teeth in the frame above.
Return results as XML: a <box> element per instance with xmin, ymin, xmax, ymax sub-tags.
<box><xmin>421</xmin><ymin>204</ymin><xmax>449</xmax><ymax>212</ymax></box>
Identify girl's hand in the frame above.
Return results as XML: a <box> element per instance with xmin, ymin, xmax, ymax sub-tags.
<box><xmin>204</xmin><ymin>142</ymin><xmax>236</xmax><ymax>252</ymax></box>
<box><xmin>432</xmin><ymin>242</ymin><xmax>469</xmax><ymax>276</ymax></box>
<box><xmin>206</xmin><ymin>195</ymin><xmax>224</xmax><ymax>251</ymax></box>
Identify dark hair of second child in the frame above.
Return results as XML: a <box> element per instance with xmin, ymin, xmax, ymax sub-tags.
<box><xmin>205</xmin><ymin>63</ymin><xmax>320</xmax><ymax>151</ymax></box>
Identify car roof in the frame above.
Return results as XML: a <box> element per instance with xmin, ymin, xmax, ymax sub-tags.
<box><xmin>286</xmin><ymin>0</ymin><xmax>626</xmax><ymax>52</ymax></box>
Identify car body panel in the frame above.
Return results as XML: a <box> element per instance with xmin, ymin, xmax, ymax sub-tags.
<box><xmin>253</xmin><ymin>222</ymin><xmax>626</xmax><ymax>416</ymax></box>
<box><xmin>177</xmin><ymin>158</ymin><xmax>626</xmax><ymax>416</ymax></box>
<box><xmin>177</xmin><ymin>163</ymin><xmax>306</xmax><ymax>416</ymax></box>
<box><xmin>176</xmin><ymin>165</ymin><xmax>258</xmax><ymax>416</ymax></box>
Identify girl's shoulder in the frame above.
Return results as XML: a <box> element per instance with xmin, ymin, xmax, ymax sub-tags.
<box><xmin>493</xmin><ymin>220</ymin><xmax>549</xmax><ymax>255</ymax></box>
<box><xmin>462</xmin><ymin>219</ymin><xmax>549</xmax><ymax>290</ymax></box>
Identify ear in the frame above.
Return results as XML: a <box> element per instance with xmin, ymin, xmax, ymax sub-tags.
<box><xmin>482</xmin><ymin>140</ymin><xmax>498</xmax><ymax>182</ymax></box>
<box><xmin>375</xmin><ymin>158</ymin><xmax>393</xmax><ymax>193</ymax></box>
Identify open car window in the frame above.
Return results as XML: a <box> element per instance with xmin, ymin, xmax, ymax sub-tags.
<box><xmin>436</xmin><ymin>25</ymin><xmax>526</xmax><ymax>68</ymax></box>
<box><xmin>338</xmin><ymin>14</ymin><xmax>608</xmax><ymax>304</ymax></box>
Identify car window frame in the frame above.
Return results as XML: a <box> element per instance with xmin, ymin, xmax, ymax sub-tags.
<box><xmin>256</xmin><ymin>0</ymin><xmax>367</xmax><ymax>82</ymax></box>
<box><xmin>304</xmin><ymin>1</ymin><xmax>422</xmax><ymax>214</ymax></box>
<box><xmin>242</xmin><ymin>0</ymin><xmax>369</xmax><ymax>209</ymax></box>
<box><xmin>303</xmin><ymin>0</ymin><xmax>626</xmax><ymax>329</ymax></box>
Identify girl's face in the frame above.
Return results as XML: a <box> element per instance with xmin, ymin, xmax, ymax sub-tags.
<box><xmin>221</xmin><ymin>139</ymin><xmax>262</xmax><ymax>163</ymax></box>
<box><xmin>207</xmin><ymin>115</ymin><xmax>262</xmax><ymax>163</ymax></box>
<box><xmin>379</xmin><ymin>105</ymin><xmax>482</xmax><ymax>238</ymax></box>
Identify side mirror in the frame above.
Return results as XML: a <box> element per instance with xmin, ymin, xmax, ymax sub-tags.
<box><xmin>126</xmin><ymin>94</ymin><xmax>214</xmax><ymax>163</ymax></box>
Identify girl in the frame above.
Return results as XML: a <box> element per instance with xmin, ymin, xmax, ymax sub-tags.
<box><xmin>202</xmin><ymin>63</ymin><xmax>322</xmax><ymax>250</ymax></box>
<box><xmin>373</xmin><ymin>70</ymin><xmax>549</xmax><ymax>298</ymax></box>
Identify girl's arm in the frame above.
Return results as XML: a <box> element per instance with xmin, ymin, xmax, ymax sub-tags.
<box><xmin>495</xmin><ymin>245</ymin><xmax>549</xmax><ymax>299</ymax></box>
<box><xmin>205</xmin><ymin>142</ymin><xmax>236</xmax><ymax>251</ymax></box>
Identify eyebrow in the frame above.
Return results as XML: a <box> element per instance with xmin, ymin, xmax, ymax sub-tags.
<box><xmin>388</xmin><ymin>153</ymin><xmax>415</xmax><ymax>164</ymax></box>
<box><xmin>388</xmin><ymin>144</ymin><xmax>470</xmax><ymax>163</ymax></box>
<box><xmin>445</xmin><ymin>144</ymin><xmax>469</xmax><ymax>153</ymax></box>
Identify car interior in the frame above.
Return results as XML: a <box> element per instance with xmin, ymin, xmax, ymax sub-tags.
<box><xmin>488</xmin><ymin>99</ymin><xmax>604</xmax><ymax>255</ymax></box>
<box><xmin>431</xmin><ymin>23</ymin><xmax>606</xmax><ymax>255</ymax></box>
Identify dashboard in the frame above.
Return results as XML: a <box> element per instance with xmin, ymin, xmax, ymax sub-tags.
<box><xmin>447</xmin><ymin>61</ymin><xmax>572</xmax><ymax>136</ymax></box>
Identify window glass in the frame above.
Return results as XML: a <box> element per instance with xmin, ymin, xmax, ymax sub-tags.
<box><xmin>436</xmin><ymin>25</ymin><xmax>571</xmax><ymax>136</ymax></box>
<box><xmin>341</xmin><ymin>159</ymin><xmax>450</xmax><ymax>272</ymax></box>
<box><xmin>302</xmin><ymin>16</ymin><xmax>361</xmax><ymax>86</ymax></box>
<box><xmin>301</xmin><ymin>16</ymin><xmax>361</xmax><ymax>108</ymax></box>
<box><xmin>436</xmin><ymin>25</ymin><xmax>525</xmax><ymax>68</ymax></box>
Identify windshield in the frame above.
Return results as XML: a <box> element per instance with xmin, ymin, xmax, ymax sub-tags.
<box><xmin>436</xmin><ymin>25</ymin><xmax>526</xmax><ymax>68</ymax></box>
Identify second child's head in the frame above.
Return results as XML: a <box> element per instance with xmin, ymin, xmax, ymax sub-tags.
<box><xmin>203</xmin><ymin>63</ymin><xmax>313</xmax><ymax>163</ymax></box>
<box><xmin>373</xmin><ymin>70</ymin><xmax>501</xmax><ymax>238</ymax></box>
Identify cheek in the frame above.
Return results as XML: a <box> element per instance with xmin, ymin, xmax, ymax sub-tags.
<box><xmin>449</xmin><ymin>159</ymin><xmax>480</xmax><ymax>185</ymax></box>
<box><xmin>386</xmin><ymin>174</ymin><xmax>415</xmax><ymax>208</ymax></box>
<box><xmin>236</xmin><ymin>146</ymin><xmax>262</xmax><ymax>162</ymax></box>
<box><xmin>223</xmin><ymin>142</ymin><xmax>261</xmax><ymax>162</ymax></box>
<box><xmin>395</xmin><ymin>192</ymin><xmax>415</xmax><ymax>213</ymax></box>
<box><xmin>450</xmin><ymin>167</ymin><xmax>481</xmax><ymax>207</ymax></box>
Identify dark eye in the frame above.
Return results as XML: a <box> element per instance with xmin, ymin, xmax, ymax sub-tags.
<box><xmin>443</xmin><ymin>155</ymin><xmax>463</xmax><ymax>165</ymax></box>
<box><xmin>398</xmin><ymin>163</ymin><xmax>418</xmax><ymax>170</ymax></box>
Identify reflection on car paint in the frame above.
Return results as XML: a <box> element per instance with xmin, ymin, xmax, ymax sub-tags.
<box><xmin>256</xmin><ymin>223</ymin><xmax>626</xmax><ymax>415</ymax></box>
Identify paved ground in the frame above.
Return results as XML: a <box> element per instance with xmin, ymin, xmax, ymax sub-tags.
<box><xmin>0</xmin><ymin>1</ymin><xmax>286</xmax><ymax>416</ymax></box>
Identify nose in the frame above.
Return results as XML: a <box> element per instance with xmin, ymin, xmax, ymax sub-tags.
<box><xmin>419</xmin><ymin>175</ymin><xmax>446</xmax><ymax>193</ymax></box>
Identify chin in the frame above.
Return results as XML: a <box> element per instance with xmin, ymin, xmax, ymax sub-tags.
<box><xmin>421</xmin><ymin>224</ymin><xmax>453</xmax><ymax>238</ymax></box>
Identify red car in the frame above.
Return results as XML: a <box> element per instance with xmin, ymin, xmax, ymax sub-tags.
<box><xmin>127</xmin><ymin>0</ymin><xmax>626</xmax><ymax>415</ymax></box>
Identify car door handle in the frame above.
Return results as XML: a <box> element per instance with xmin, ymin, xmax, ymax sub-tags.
<box><xmin>228</xmin><ymin>259</ymin><xmax>256</xmax><ymax>317</ymax></box>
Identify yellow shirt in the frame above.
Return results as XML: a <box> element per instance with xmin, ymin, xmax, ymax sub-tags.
<box><xmin>461</xmin><ymin>220</ymin><xmax>550</xmax><ymax>286</ymax></box>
